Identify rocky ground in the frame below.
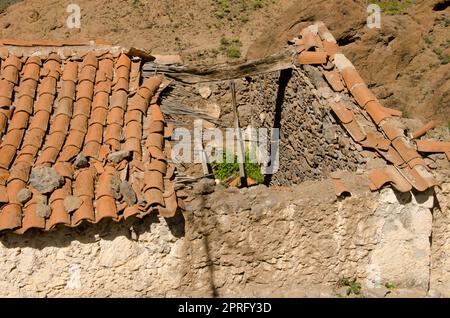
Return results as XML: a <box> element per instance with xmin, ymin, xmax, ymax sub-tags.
<box><xmin>0</xmin><ymin>0</ymin><xmax>448</xmax><ymax>125</ymax></box>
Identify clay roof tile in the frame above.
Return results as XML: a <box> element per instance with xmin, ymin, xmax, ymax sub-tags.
<box><xmin>368</xmin><ymin>166</ymin><xmax>412</xmax><ymax>193</ymax></box>
<box><xmin>411</xmin><ymin>121</ymin><xmax>435</xmax><ymax>139</ymax></box>
<box><xmin>297</xmin><ymin>51</ymin><xmax>327</xmax><ymax>65</ymax></box>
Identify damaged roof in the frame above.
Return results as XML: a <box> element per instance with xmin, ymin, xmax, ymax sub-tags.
<box><xmin>0</xmin><ymin>40</ymin><xmax>182</xmax><ymax>234</ymax></box>
<box><xmin>294</xmin><ymin>22</ymin><xmax>449</xmax><ymax>196</ymax></box>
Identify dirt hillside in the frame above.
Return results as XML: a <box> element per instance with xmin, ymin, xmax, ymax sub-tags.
<box><xmin>0</xmin><ymin>0</ymin><xmax>448</xmax><ymax>124</ymax></box>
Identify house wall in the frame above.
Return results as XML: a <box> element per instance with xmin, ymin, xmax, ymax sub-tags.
<box><xmin>0</xmin><ymin>180</ymin><xmax>447</xmax><ymax>297</ymax></box>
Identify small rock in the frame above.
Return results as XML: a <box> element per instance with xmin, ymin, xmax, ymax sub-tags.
<box><xmin>185</xmin><ymin>197</ymin><xmax>205</xmax><ymax>212</ymax></box>
<box><xmin>110</xmin><ymin>175</ymin><xmax>122</xmax><ymax>200</ymax></box>
<box><xmin>73</xmin><ymin>153</ymin><xmax>89</xmax><ymax>168</ymax></box>
<box><xmin>30</xmin><ymin>167</ymin><xmax>63</xmax><ymax>194</ymax></box>
<box><xmin>36</xmin><ymin>202</ymin><xmax>51</xmax><ymax>218</ymax></box>
<box><xmin>198</xmin><ymin>86</ymin><xmax>212</xmax><ymax>99</ymax></box>
<box><xmin>107</xmin><ymin>150</ymin><xmax>131</xmax><ymax>164</ymax></box>
<box><xmin>192</xmin><ymin>178</ymin><xmax>216</xmax><ymax>195</ymax></box>
<box><xmin>64</xmin><ymin>196</ymin><xmax>82</xmax><ymax>213</ymax></box>
<box><xmin>120</xmin><ymin>181</ymin><xmax>137</xmax><ymax>206</ymax></box>
<box><xmin>17</xmin><ymin>188</ymin><xmax>32</xmax><ymax>204</ymax></box>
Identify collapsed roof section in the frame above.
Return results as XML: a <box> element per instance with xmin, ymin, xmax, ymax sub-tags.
<box><xmin>293</xmin><ymin>22</ymin><xmax>449</xmax><ymax>195</ymax></box>
<box><xmin>0</xmin><ymin>40</ymin><xmax>183</xmax><ymax>234</ymax></box>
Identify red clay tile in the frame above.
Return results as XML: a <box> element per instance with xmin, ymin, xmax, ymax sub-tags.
<box><xmin>146</xmin><ymin>133</ymin><xmax>164</xmax><ymax>150</ymax></box>
<box><xmin>391</xmin><ymin>137</ymin><xmax>421</xmax><ymax>165</ymax></box>
<box><xmin>61</xmin><ymin>61</ymin><xmax>78</xmax><ymax>82</ymax></box>
<box><xmin>365</xmin><ymin>100</ymin><xmax>390</xmax><ymax>125</ymax></box>
<box><xmin>17</xmin><ymin>188</ymin><xmax>46</xmax><ymax>234</ymax></box>
<box><xmin>71</xmin><ymin>197</ymin><xmax>95</xmax><ymax>226</ymax></box>
<box><xmin>322</xmin><ymin>70</ymin><xmax>345</xmax><ymax>92</ymax></box>
<box><xmin>95</xmin><ymin>39</ymin><xmax>113</xmax><ymax>45</ymax></box>
<box><xmin>150</xmin><ymin>104</ymin><xmax>164</xmax><ymax>122</ymax></box>
<box><xmin>341</xmin><ymin>67</ymin><xmax>365</xmax><ymax>91</ymax></box>
<box><xmin>53</xmin><ymin>161</ymin><xmax>74</xmax><ymax>181</ymax></box>
<box><xmin>47</xmin><ymin>187</ymin><xmax>71</xmax><ymax>230</ymax></box>
<box><xmin>147</xmin><ymin>159</ymin><xmax>167</xmax><ymax>174</ymax></box>
<box><xmin>144</xmin><ymin>170</ymin><xmax>164</xmax><ymax>192</ymax></box>
<box><xmin>411</xmin><ymin>121</ymin><xmax>435</xmax><ymax>139</ymax></box>
<box><xmin>368</xmin><ymin>166</ymin><xmax>412</xmax><ymax>193</ymax></box>
<box><xmin>416</xmin><ymin>139</ymin><xmax>450</xmax><ymax>154</ymax></box>
<box><xmin>123</xmin><ymin>206</ymin><xmax>140</xmax><ymax>220</ymax></box>
<box><xmin>125</xmin><ymin>109</ymin><xmax>142</xmax><ymax>123</ymax></box>
<box><xmin>330</xmin><ymin>102</ymin><xmax>353</xmax><ymax>124</ymax></box>
<box><xmin>0</xmin><ymin>184</ymin><xmax>8</xmax><ymax>203</ymax></box>
<box><xmin>148</xmin><ymin>146</ymin><xmax>166</xmax><ymax>160</ymax></box>
<box><xmin>380</xmin><ymin>121</ymin><xmax>404</xmax><ymax>141</ymax></box>
<box><xmin>0</xmin><ymin>203</ymin><xmax>22</xmax><ymax>231</ymax></box>
<box><xmin>144</xmin><ymin>188</ymin><xmax>164</xmax><ymax>207</ymax></box>
<box><xmin>301</xmin><ymin>29</ymin><xmax>321</xmax><ymax>51</ymax></box>
<box><xmin>297</xmin><ymin>51</ymin><xmax>327</xmax><ymax>65</ymax></box>
<box><xmin>95</xmin><ymin>196</ymin><xmax>117</xmax><ymax>222</ymax></box>
<box><xmin>362</xmin><ymin>132</ymin><xmax>391</xmax><ymax>151</ymax></box>
<box><xmin>124</xmin><ymin>138</ymin><xmax>141</xmax><ymax>154</ymax></box>
<box><xmin>350</xmin><ymin>84</ymin><xmax>377</xmax><ymax>108</ymax></box>
<box><xmin>159</xmin><ymin>181</ymin><xmax>178</xmax><ymax>218</ymax></box>
<box><xmin>74</xmin><ymin>168</ymin><xmax>95</xmax><ymax>198</ymax></box>
<box><xmin>164</xmin><ymin>123</ymin><xmax>174</xmax><ymax>139</ymax></box>
<box><xmin>400</xmin><ymin>164</ymin><xmax>436</xmax><ymax>192</ymax></box>
<box><xmin>377</xmin><ymin>146</ymin><xmax>405</xmax><ymax>167</ymax></box>
<box><xmin>125</xmin><ymin>121</ymin><xmax>142</xmax><ymax>140</ymax></box>
<box><xmin>320</xmin><ymin>45</ymin><xmax>339</xmax><ymax>60</ymax></box>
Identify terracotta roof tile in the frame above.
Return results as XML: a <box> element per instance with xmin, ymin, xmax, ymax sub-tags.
<box><xmin>350</xmin><ymin>84</ymin><xmax>377</xmax><ymax>108</ymax></box>
<box><xmin>341</xmin><ymin>67</ymin><xmax>365</xmax><ymax>91</ymax></box>
<box><xmin>297</xmin><ymin>51</ymin><xmax>327</xmax><ymax>65</ymax></box>
<box><xmin>411</xmin><ymin>121</ymin><xmax>435</xmax><ymax>139</ymax></box>
<box><xmin>399</xmin><ymin>165</ymin><xmax>436</xmax><ymax>192</ymax></box>
<box><xmin>322</xmin><ymin>70</ymin><xmax>345</xmax><ymax>92</ymax></box>
<box><xmin>365</xmin><ymin>100</ymin><xmax>391</xmax><ymax>125</ymax></box>
<box><xmin>368</xmin><ymin>166</ymin><xmax>412</xmax><ymax>193</ymax></box>
<box><xmin>159</xmin><ymin>181</ymin><xmax>178</xmax><ymax>218</ymax></box>
<box><xmin>330</xmin><ymin>102</ymin><xmax>366</xmax><ymax>142</ymax></box>
<box><xmin>361</xmin><ymin>132</ymin><xmax>391</xmax><ymax>151</ymax></box>
<box><xmin>295</xmin><ymin>22</ymin><xmax>442</xmax><ymax>193</ymax></box>
<box><xmin>0</xmin><ymin>44</ymin><xmax>181</xmax><ymax>233</ymax></box>
<box><xmin>300</xmin><ymin>28</ymin><xmax>322</xmax><ymax>51</ymax></box>
<box><xmin>416</xmin><ymin>140</ymin><xmax>450</xmax><ymax>159</ymax></box>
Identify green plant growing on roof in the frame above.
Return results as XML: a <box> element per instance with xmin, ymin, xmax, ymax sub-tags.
<box><xmin>211</xmin><ymin>150</ymin><xmax>264</xmax><ymax>184</ymax></box>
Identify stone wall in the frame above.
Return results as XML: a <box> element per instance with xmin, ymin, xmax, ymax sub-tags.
<box><xmin>0</xmin><ymin>179</ymin><xmax>445</xmax><ymax>297</ymax></box>
<box><xmin>161</xmin><ymin>66</ymin><xmax>365</xmax><ymax>185</ymax></box>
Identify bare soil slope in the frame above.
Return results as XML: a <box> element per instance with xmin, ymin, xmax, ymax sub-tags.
<box><xmin>0</xmin><ymin>0</ymin><xmax>448</xmax><ymax>124</ymax></box>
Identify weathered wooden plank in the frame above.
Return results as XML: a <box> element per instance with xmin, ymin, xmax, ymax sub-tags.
<box><xmin>142</xmin><ymin>49</ymin><xmax>294</xmax><ymax>83</ymax></box>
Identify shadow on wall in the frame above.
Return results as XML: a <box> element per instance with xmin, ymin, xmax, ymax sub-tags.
<box><xmin>0</xmin><ymin>210</ymin><xmax>186</xmax><ymax>249</ymax></box>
